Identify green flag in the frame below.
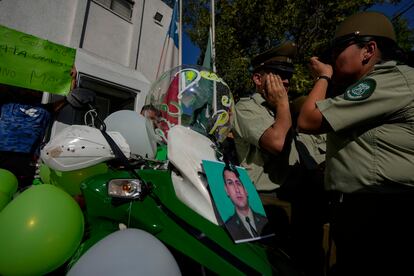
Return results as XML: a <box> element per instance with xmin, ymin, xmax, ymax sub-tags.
<box><xmin>0</xmin><ymin>24</ymin><xmax>76</xmax><ymax>95</ymax></box>
<box><xmin>202</xmin><ymin>28</ymin><xmax>213</xmax><ymax>70</ymax></box>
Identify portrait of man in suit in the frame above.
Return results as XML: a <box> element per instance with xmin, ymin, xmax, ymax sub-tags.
<box><xmin>222</xmin><ymin>164</ymin><xmax>268</xmax><ymax>241</ymax></box>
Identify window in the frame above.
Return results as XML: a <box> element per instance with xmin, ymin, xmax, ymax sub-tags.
<box><xmin>94</xmin><ymin>0</ymin><xmax>134</xmax><ymax>21</ymax></box>
<box><xmin>51</xmin><ymin>73</ymin><xmax>137</xmax><ymax>127</ymax></box>
<box><xmin>154</xmin><ymin>12</ymin><xmax>164</xmax><ymax>26</ymax></box>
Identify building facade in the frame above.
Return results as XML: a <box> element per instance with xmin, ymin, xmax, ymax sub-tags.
<box><xmin>0</xmin><ymin>0</ymin><xmax>173</xmax><ymax>123</ymax></box>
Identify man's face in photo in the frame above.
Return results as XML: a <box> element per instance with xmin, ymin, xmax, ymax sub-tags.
<box><xmin>224</xmin><ymin>170</ymin><xmax>248</xmax><ymax>210</ymax></box>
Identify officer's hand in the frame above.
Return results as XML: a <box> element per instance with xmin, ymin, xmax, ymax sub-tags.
<box><xmin>309</xmin><ymin>57</ymin><xmax>333</xmax><ymax>78</ymax></box>
<box><xmin>264</xmin><ymin>73</ymin><xmax>288</xmax><ymax>108</ymax></box>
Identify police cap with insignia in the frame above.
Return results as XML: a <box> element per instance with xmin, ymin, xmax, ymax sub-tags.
<box><xmin>333</xmin><ymin>11</ymin><xmax>396</xmax><ymax>48</ymax></box>
<box><xmin>250</xmin><ymin>41</ymin><xmax>297</xmax><ymax>74</ymax></box>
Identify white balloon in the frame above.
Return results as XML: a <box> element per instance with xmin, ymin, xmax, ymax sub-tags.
<box><xmin>104</xmin><ymin>110</ymin><xmax>157</xmax><ymax>159</ymax></box>
<box><xmin>68</xmin><ymin>228</ymin><xmax>181</xmax><ymax>276</ymax></box>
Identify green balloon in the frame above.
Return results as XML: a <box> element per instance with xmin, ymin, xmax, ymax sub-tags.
<box><xmin>45</xmin><ymin>163</ymin><xmax>108</xmax><ymax>196</ymax></box>
<box><xmin>0</xmin><ymin>184</ymin><xmax>84</xmax><ymax>276</ymax></box>
<box><xmin>0</xmin><ymin>192</ymin><xmax>9</xmax><ymax>211</ymax></box>
<box><xmin>39</xmin><ymin>163</ymin><xmax>51</xmax><ymax>184</ymax></box>
<box><xmin>0</xmin><ymin>168</ymin><xmax>18</xmax><ymax>197</ymax></box>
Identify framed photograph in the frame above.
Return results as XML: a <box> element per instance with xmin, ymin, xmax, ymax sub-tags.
<box><xmin>202</xmin><ymin>160</ymin><xmax>274</xmax><ymax>243</ymax></box>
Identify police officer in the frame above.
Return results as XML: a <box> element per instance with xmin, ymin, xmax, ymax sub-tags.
<box><xmin>298</xmin><ymin>11</ymin><xmax>414</xmax><ymax>276</ymax></box>
<box><xmin>233</xmin><ymin>41</ymin><xmax>328</xmax><ymax>276</ymax></box>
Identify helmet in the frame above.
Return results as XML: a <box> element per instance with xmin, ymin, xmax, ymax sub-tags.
<box><xmin>250</xmin><ymin>40</ymin><xmax>297</xmax><ymax>74</ymax></box>
<box><xmin>334</xmin><ymin>12</ymin><xmax>396</xmax><ymax>44</ymax></box>
<box><xmin>145</xmin><ymin>65</ymin><xmax>234</xmax><ymax>144</ymax></box>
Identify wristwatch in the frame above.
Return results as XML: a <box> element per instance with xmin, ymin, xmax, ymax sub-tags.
<box><xmin>316</xmin><ymin>75</ymin><xmax>331</xmax><ymax>82</ymax></box>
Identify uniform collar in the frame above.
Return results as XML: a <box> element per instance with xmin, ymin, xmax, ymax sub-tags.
<box><xmin>359</xmin><ymin>60</ymin><xmax>396</xmax><ymax>80</ymax></box>
<box><xmin>251</xmin><ymin>92</ymin><xmax>266</xmax><ymax>104</ymax></box>
<box><xmin>373</xmin><ymin>60</ymin><xmax>397</xmax><ymax>70</ymax></box>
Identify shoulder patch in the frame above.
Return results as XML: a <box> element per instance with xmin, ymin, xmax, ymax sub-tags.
<box><xmin>344</xmin><ymin>78</ymin><xmax>376</xmax><ymax>101</ymax></box>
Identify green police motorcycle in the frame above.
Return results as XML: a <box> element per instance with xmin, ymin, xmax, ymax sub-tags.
<box><xmin>38</xmin><ymin>65</ymin><xmax>301</xmax><ymax>275</ymax></box>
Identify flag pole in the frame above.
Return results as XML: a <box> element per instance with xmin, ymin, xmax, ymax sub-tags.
<box><xmin>210</xmin><ymin>0</ymin><xmax>217</xmax><ymax>119</ymax></box>
<box><xmin>156</xmin><ymin>34</ymin><xmax>168</xmax><ymax>79</ymax></box>
<box><xmin>155</xmin><ymin>0</ymin><xmax>179</xmax><ymax>79</ymax></box>
<box><xmin>179</xmin><ymin>0</ymin><xmax>183</xmax><ymax>67</ymax></box>
<box><xmin>211</xmin><ymin>0</ymin><xmax>216</xmax><ymax>72</ymax></box>
<box><xmin>178</xmin><ymin>0</ymin><xmax>183</xmax><ymax>125</ymax></box>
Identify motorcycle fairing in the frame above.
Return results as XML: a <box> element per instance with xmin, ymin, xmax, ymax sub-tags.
<box><xmin>80</xmin><ymin>169</ymin><xmax>273</xmax><ymax>275</ymax></box>
<box><xmin>41</xmin><ymin>125</ymin><xmax>130</xmax><ymax>172</ymax></box>
<box><xmin>167</xmin><ymin>125</ymin><xmax>218</xmax><ymax>225</ymax></box>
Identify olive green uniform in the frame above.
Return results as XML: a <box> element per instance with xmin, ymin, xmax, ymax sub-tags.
<box><xmin>304</xmin><ymin>10</ymin><xmax>414</xmax><ymax>276</ymax></box>
<box><xmin>317</xmin><ymin>61</ymin><xmax>414</xmax><ymax>193</ymax></box>
<box><xmin>237</xmin><ymin>40</ymin><xmax>328</xmax><ymax>276</ymax></box>
<box><xmin>317</xmin><ymin>61</ymin><xmax>414</xmax><ymax>276</ymax></box>
<box><xmin>233</xmin><ymin>92</ymin><xmax>326</xmax><ymax>191</ymax></box>
<box><xmin>234</xmin><ymin>92</ymin><xmax>328</xmax><ymax>276</ymax></box>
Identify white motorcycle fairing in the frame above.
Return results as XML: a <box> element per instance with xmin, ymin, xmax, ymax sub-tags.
<box><xmin>167</xmin><ymin>125</ymin><xmax>219</xmax><ymax>225</ymax></box>
<box><xmin>41</xmin><ymin>125</ymin><xmax>130</xmax><ymax>172</ymax></box>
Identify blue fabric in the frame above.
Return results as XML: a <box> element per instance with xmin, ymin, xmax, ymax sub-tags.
<box><xmin>0</xmin><ymin>103</ymin><xmax>51</xmax><ymax>154</ymax></box>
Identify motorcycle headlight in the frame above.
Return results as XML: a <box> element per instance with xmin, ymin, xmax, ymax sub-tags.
<box><xmin>107</xmin><ymin>179</ymin><xmax>143</xmax><ymax>199</ymax></box>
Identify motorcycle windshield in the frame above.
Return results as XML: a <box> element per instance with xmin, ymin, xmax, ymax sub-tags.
<box><xmin>145</xmin><ymin>65</ymin><xmax>234</xmax><ymax>145</ymax></box>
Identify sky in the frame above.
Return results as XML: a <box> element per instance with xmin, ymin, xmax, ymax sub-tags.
<box><xmin>182</xmin><ymin>0</ymin><xmax>414</xmax><ymax>65</ymax></box>
<box><xmin>182</xmin><ymin>32</ymin><xmax>200</xmax><ymax>65</ymax></box>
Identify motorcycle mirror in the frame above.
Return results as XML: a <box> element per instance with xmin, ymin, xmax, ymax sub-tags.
<box><xmin>67</xmin><ymin>88</ymin><xmax>96</xmax><ymax>109</ymax></box>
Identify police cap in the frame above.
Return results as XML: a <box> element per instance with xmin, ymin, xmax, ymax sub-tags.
<box><xmin>251</xmin><ymin>41</ymin><xmax>297</xmax><ymax>73</ymax></box>
<box><xmin>334</xmin><ymin>11</ymin><xmax>396</xmax><ymax>44</ymax></box>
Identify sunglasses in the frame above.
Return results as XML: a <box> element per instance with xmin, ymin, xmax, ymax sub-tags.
<box><xmin>330</xmin><ymin>33</ymin><xmax>371</xmax><ymax>57</ymax></box>
<box><xmin>331</xmin><ymin>41</ymin><xmax>359</xmax><ymax>58</ymax></box>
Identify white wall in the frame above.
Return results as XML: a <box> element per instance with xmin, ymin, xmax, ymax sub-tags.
<box><xmin>0</xmin><ymin>0</ymin><xmax>79</xmax><ymax>47</ymax></box>
<box><xmin>82</xmin><ymin>1</ymin><xmax>134</xmax><ymax>67</ymax></box>
<box><xmin>136</xmin><ymin>0</ymin><xmax>173</xmax><ymax>82</ymax></box>
<box><xmin>0</xmin><ymin>0</ymin><xmax>172</xmax><ymax>108</ymax></box>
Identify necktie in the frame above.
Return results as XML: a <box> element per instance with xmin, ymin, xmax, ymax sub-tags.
<box><xmin>245</xmin><ymin>217</ymin><xmax>258</xmax><ymax>237</ymax></box>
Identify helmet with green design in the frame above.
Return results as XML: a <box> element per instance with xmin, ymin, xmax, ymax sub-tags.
<box><xmin>145</xmin><ymin>65</ymin><xmax>234</xmax><ymax>144</ymax></box>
